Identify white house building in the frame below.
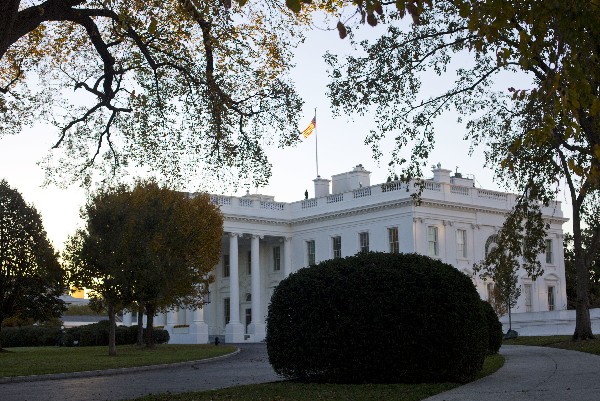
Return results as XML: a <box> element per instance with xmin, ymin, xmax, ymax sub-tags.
<box><xmin>123</xmin><ymin>164</ymin><xmax>572</xmax><ymax>342</ymax></box>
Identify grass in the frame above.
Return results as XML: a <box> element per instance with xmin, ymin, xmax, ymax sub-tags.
<box><xmin>504</xmin><ymin>335</ymin><xmax>600</xmax><ymax>355</ymax></box>
<box><xmin>131</xmin><ymin>355</ymin><xmax>505</xmax><ymax>401</ymax></box>
<box><xmin>0</xmin><ymin>344</ymin><xmax>236</xmax><ymax>377</ymax></box>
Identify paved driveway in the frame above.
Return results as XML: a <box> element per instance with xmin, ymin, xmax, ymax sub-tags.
<box><xmin>4</xmin><ymin>344</ymin><xmax>600</xmax><ymax>401</ymax></box>
<box><xmin>425</xmin><ymin>345</ymin><xmax>600</xmax><ymax>401</ymax></box>
<box><xmin>0</xmin><ymin>344</ymin><xmax>280</xmax><ymax>401</ymax></box>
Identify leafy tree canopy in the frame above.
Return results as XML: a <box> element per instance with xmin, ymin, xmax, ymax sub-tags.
<box><xmin>65</xmin><ymin>180</ymin><xmax>223</xmax><ymax>349</ymax></box>
<box><xmin>326</xmin><ymin>0</ymin><xmax>600</xmax><ymax>339</ymax></box>
<box><xmin>0</xmin><ymin>179</ymin><xmax>65</xmax><ymax>348</ymax></box>
<box><xmin>1</xmin><ymin>0</ymin><xmax>313</xmax><ymax>189</ymax></box>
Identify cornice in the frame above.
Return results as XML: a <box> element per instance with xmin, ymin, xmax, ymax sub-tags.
<box><xmin>221</xmin><ymin>196</ymin><xmax>568</xmax><ymax>228</ymax></box>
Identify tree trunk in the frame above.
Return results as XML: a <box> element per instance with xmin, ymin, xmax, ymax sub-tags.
<box><xmin>145</xmin><ymin>303</ymin><xmax>155</xmax><ymax>348</ymax></box>
<box><xmin>108</xmin><ymin>303</ymin><xmax>117</xmax><ymax>356</ymax></box>
<box><xmin>136</xmin><ymin>304</ymin><xmax>144</xmax><ymax>346</ymax></box>
<box><xmin>572</xmin><ymin>208</ymin><xmax>594</xmax><ymax>340</ymax></box>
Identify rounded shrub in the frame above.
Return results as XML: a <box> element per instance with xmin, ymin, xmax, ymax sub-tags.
<box><xmin>481</xmin><ymin>301</ymin><xmax>503</xmax><ymax>354</ymax></box>
<box><xmin>266</xmin><ymin>252</ymin><xmax>487</xmax><ymax>383</ymax></box>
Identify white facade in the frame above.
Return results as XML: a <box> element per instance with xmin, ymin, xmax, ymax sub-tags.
<box><xmin>124</xmin><ymin>164</ymin><xmax>569</xmax><ymax>343</ymax></box>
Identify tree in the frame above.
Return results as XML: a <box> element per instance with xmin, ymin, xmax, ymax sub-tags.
<box><xmin>327</xmin><ymin>1</ymin><xmax>600</xmax><ymax>340</ymax></box>
<box><xmin>0</xmin><ymin>179</ymin><xmax>65</xmax><ymax>350</ymax></box>
<box><xmin>64</xmin><ymin>185</ymin><xmax>135</xmax><ymax>356</ymax></box>
<box><xmin>65</xmin><ymin>180</ymin><xmax>223</xmax><ymax>352</ymax></box>
<box><xmin>564</xmin><ymin>231</ymin><xmax>600</xmax><ymax>310</ymax></box>
<box><xmin>1</xmin><ymin>1</ymin><xmax>306</xmax><ymax>188</ymax></box>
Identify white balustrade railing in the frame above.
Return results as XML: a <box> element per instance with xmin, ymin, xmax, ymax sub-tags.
<box><xmin>210</xmin><ymin>195</ymin><xmax>231</xmax><ymax>206</ymax></box>
<box><xmin>353</xmin><ymin>187</ymin><xmax>372</xmax><ymax>198</ymax></box>
<box><xmin>327</xmin><ymin>193</ymin><xmax>344</xmax><ymax>203</ymax></box>
<box><xmin>239</xmin><ymin>198</ymin><xmax>253</xmax><ymax>207</ymax></box>
<box><xmin>260</xmin><ymin>201</ymin><xmax>285</xmax><ymax>211</ymax></box>
<box><xmin>302</xmin><ymin>199</ymin><xmax>317</xmax><ymax>209</ymax></box>
<box><xmin>450</xmin><ymin>185</ymin><xmax>470</xmax><ymax>196</ymax></box>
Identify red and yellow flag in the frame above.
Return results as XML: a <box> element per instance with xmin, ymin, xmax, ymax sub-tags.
<box><xmin>301</xmin><ymin>117</ymin><xmax>316</xmax><ymax>138</ymax></box>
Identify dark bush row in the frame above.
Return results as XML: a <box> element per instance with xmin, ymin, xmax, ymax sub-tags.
<box><xmin>267</xmin><ymin>252</ymin><xmax>494</xmax><ymax>384</ymax></box>
<box><xmin>1</xmin><ymin>321</ymin><xmax>169</xmax><ymax>348</ymax></box>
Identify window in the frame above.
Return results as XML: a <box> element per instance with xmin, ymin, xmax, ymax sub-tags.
<box><xmin>524</xmin><ymin>284</ymin><xmax>533</xmax><ymax>312</ymax></box>
<box><xmin>224</xmin><ymin>297</ymin><xmax>230</xmax><ymax>325</ymax></box>
<box><xmin>456</xmin><ymin>229</ymin><xmax>467</xmax><ymax>258</ymax></box>
<box><xmin>177</xmin><ymin>307</ymin><xmax>187</xmax><ymax>325</ymax></box>
<box><xmin>332</xmin><ymin>236</ymin><xmax>342</xmax><ymax>259</ymax></box>
<box><xmin>487</xmin><ymin>282</ymin><xmax>494</xmax><ymax>302</ymax></box>
<box><xmin>273</xmin><ymin>246</ymin><xmax>281</xmax><ymax>271</ymax></box>
<box><xmin>545</xmin><ymin>239</ymin><xmax>553</xmax><ymax>264</ymax></box>
<box><xmin>247</xmin><ymin>251</ymin><xmax>252</xmax><ymax>275</ymax></box>
<box><xmin>388</xmin><ymin>227</ymin><xmax>399</xmax><ymax>253</ymax></box>
<box><xmin>359</xmin><ymin>232</ymin><xmax>369</xmax><ymax>253</ymax></box>
<box><xmin>223</xmin><ymin>254</ymin><xmax>230</xmax><ymax>278</ymax></box>
<box><xmin>548</xmin><ymin>286</ymin><xmax>555</xmax><ymax>311</ymax></box>
<box><xmin>428</xmin><ymin>226</ymin><xmax>439</xmax><ymax>256</ymax></box>
<box><xmin>307</xmin><ymin>240</ymin><xmax>316</xmax><ymax>265</ymax></box>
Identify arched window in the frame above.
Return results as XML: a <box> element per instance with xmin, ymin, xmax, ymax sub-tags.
<box><xmin>485</xmin><ymin>234</ymin><xmax>499</xmax><ymax>257</ymax></box>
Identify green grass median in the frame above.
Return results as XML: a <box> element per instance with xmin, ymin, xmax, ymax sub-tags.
<box><xmin>504</xmin><ymin>335</ymin><xmax>600</xmax><ymax>355</ymax></box>
<box><xmin>0</xmin><ymin>344</ymin><xmax>236</xmax><ymax>377</ymax></box>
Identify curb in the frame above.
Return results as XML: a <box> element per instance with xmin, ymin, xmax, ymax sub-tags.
<box><xmin>0</xmin><ymin>347</ymin><xmax>241</xmax><ymax>384</ymax></box>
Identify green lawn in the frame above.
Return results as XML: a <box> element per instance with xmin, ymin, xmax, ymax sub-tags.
<box><xmin>0</xmin><ymin>344</ymin><xmax>236</xmax><ymax>377</ymax></box>
<box><xmin>131</xmin><ymin>354</ymin><xmax>505</xmax><ymax>401</ymax></box>
<box><xmin>504</xmin><ymin>335</ymin><xmax>600</xmax><ymax>355</ymax></box>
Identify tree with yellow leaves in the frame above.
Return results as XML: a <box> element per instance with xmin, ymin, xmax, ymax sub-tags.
<box><xmin>327</xmin><ymin>1</ymin><xmax>600</xmax><ymax>339</ymax></box>
<box><xmin>65</xmin><ymin>180</ymin><xmax>223</xmax><ymax>354</ymax></box>
<box><xmin>0</xmin><ymin>0</ymin><xmax>308</xmax><ymax>188</ymax></box>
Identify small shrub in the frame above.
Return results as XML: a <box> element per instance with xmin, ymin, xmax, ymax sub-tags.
<box><xmin>481</xmin><ymin>301</ymin><xmax>503</xmax><ymax>354</ymax></box>
<box><xmin>267</xmin><ymin>252</ymin><xmax>487</xmax><ymax>383</ymax></box>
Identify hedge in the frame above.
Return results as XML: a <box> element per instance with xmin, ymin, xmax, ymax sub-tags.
<box><xmin>266</xmin><ymin>252</ymin><xmax>488</xmax><ymax>383</ymax></box>
<box><xmin>1</xmin><ymin>321</ymin><xmax>169</xmax><ymax>347</ymax></box>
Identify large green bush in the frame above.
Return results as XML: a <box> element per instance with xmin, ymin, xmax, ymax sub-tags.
<box><xmin>266</xmin><ymin>252</ymin><xmax>488</xmax><ymax>383</ymax></box>
<box><xmin>481</xmin><ymin>301</ymin><xmax>503</xmax><ymax>354</ymax></box>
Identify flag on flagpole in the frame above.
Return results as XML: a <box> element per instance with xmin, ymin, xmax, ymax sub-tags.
<box><xmin>301</xmin><ymin>117</ymin><xmax>316</xmax><ymax>138</ymax></box>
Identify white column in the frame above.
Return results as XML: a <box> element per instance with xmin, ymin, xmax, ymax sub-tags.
<box><xmin>226</xmin><ymin>232</ymin><xmax>244</xmax><ymax>343</ymax></box>
<box><xmin>191</xmin><ymin>306</ymin><xmax>208</xmax><ymax>344</ymax></box>
<box><xmin>123</xmin><ymin>311</ymin><xmax>133</xmax><ymax>326</ymax></box>
<box><xmin>283</xmin><ymin>236</ymin><xmax>292</xmax><ymax>277</ymax></box>
<box><xmin>167</xmin><ymin>310</ymin><xmax>177</xmax><ymax>326</ymax></box>
<box><xmin>248</xmin><ymin>234</ymin><xmax>266</xmax><ymax>341</ymax></box>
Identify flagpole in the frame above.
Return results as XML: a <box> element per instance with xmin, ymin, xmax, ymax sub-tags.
<box><xmin>315</xmin><ymin>108</ymin><xmax>319</xmax><ymax>177</ymax></box>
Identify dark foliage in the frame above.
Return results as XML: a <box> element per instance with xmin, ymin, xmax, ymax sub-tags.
<box><xmin>0</xmin><ymin>322</ymin><xmax>169</xmax><ymax>348</ymax></box>
<box><xmin>0</xmin><ymin>180</ymin><xmax>66</xmax><ymax>349</ymax></box>
<box><xmin>0</xmin><ymin>326</ymin><xmax>61</xmax><ymax>347</ymax></box>
<box><xmin>266</xmin><ymin>252</ymin><xmax>487</xmax><ymax>384</ymax></box>
<box><xmin>481</xmin><ymin>301</ymin><xmax>503</xmax><ymax>355</ymax></box>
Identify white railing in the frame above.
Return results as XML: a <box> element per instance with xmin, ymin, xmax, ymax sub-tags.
<box><xmin>327</xmin><ymin>193</ymin><xmax>344</xmax><ymax>203</ymax></box>
<box><xmin>210</xmin><ymin>195</ymin><xmax>231</xmax><ymax>206</ymax></box>
<box><xmin>353</xmin><ymin>187</ymin><xmax>372</xmax><ymax>198</ymax></box>
<box><xmin>477</xmin><ymin>189</ymin><xmax>508</xmax><ymax>201</ymax></box>
<box><xmin>302</xmin><ymin>199</ymin><xmax>317</xmax><ymax>209</ymax></box>
<box><xmin>260</xmin><ymin>201</ymin><xmax>285</xmax><ymax>211</ymax></box>
<box><xmin>239</xmin><ymin>198</ymin><xmax>253</xmax><ymax>207</ymax></box>
<box><xmin>381</xmin><ymin>181</ymin><xmax>403</xmax><ymax>192</ymax></box>
<box><xmin>450</xmin><ymin>185</ymin><xmax>470</xmax><ymax>196</ymax></box>
<box><xmin>423</xmin><ymin>182</ymin><xmax>441</xmax><ymax>192</ymax></box>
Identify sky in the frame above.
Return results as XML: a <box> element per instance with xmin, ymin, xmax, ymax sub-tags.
<box><xmin>0</xmin><ymin>14</ymin><xmax>574</xmax><ymax>251</ymax></box>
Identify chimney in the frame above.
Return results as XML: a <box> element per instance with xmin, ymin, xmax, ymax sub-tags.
<box><xmin>431</xmin><ymin>162</ymin><xmax>451</xmax><ymax>183</ymax></box>
<box><xmin>313</xmin><ymin>176</ymin><xmax>330</xmax><ymax>198</ymax></box>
